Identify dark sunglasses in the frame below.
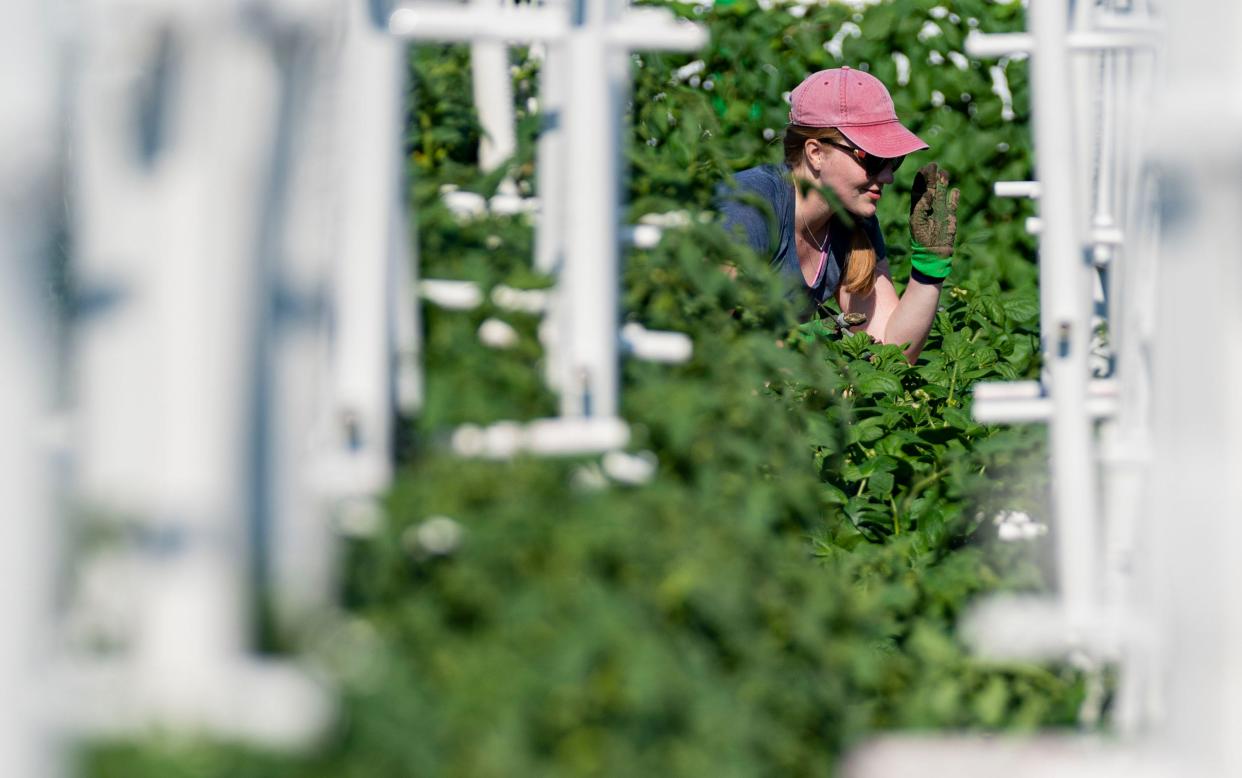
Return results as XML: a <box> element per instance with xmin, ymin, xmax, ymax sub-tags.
<box><xmin>822</xmin><ymin>140</ymin><xmax>905</xmax><ymax>177</ymax></box>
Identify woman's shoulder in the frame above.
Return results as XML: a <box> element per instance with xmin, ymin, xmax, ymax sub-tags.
<box><xmin>714</xmin><ymin>164</ymin><xmax>794</xmax><ymax>257</ymax></box>
<box><xmin>729</xmin><ymin>164</ymin><xmax>792</xmax><ymax>198</ymax></box>
<box><xmin>715</xmin><ymin>164</ymin><xmax>793</xmax><ymax>218</ymax></box>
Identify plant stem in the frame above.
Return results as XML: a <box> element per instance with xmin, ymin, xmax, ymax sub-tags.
<box><xmin>946</xmin><ymin>361</ymin><xmax>960</xmax><ymax>411</ymax></box>
<box><xmin>899</xmin><ymin>468</ymin><xmax>949</xmax><ymax>517</ymax></box>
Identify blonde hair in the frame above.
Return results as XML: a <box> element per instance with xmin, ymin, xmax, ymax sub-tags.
<box><xmin>782</xmin><ymin>124</ymin><xmax>877</xmax><ymax>297</ymax></box>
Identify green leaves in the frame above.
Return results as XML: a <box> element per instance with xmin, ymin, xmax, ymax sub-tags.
<box><xmin>794</xmin><ymin>259</ymin><xmax>1045</xmax><ymax>556</ymax></box>
<box><xmin>1004</xmin><ymin>293</ymin><xmax>1040</xmax><ymax>325</ymax></box>
<box><xmin>857</xmin><ymin>368</ymin><xmax>904</xmax><ymax>397</ymax></box>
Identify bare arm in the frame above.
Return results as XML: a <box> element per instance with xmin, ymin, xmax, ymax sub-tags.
<box><xmin>837</xmin><ymin>259</ymin><xmax>942</xmax><ymax>363</ymax></box>
<box><xmin>836</xmin><ymin>162</ymin><xmax>957</xmax><ymax>363</ymax></box>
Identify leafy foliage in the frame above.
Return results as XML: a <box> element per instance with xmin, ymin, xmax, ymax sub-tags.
<box><xmin>86</xmin><ymin>2</ymin><xmax>1089</xmax><ymax>777</ymax></box>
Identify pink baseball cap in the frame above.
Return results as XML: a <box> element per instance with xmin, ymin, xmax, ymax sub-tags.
<box><xmin>789</xmin><ymin>67</ymin><xmax>928</xmax><ymax>158</ymax></box>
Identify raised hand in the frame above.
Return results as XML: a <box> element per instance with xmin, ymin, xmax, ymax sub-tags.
<box><xmin>908</xmin><ymin>162</ymin><xmax>960</xmax><ymax>258</ymax></box>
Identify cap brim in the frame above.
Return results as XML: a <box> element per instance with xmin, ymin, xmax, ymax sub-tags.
<box><xmin>839</xmin><ymin>121</ymin><xmax>929</xmax><ymax>158</ymax></box>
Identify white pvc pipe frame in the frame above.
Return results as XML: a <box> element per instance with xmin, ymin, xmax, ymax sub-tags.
<box><xmin>843</xmin><ymin>1</ymin><xmax>1242</xmax><ymax>776</ymax></box>
<box><xmin>966</xmin><ymin>15</ymin><xmax>1164</xmax><ymax>745</ymax></box>
<box><xmin>1028</xmin><ymin>0</ymin><xmax>1099</xmax><ymax>631</ymax></box>
<box><xmin>965</xmin><ymin>0</ymin><xmax>1102</xmax><ymax>634</ymax></box>
<box><xmin>848</xmin><ymin>1</ymin><xmax>1242</xmax><ymax>771</ymax></box>
<box><xmin>470</xmin><ymin>0</ymin><xmax>517</xmax><ymax>175</ymax></box>
<box><xmin>389</xmin><ymin>0</ymin><xmax>705</xmax><ymax>453</ymax></box>
<box><xmin>1145</xmin><ymin>1</ymin><xmax>1242</xmax><ymax>772</ymax></box>
<box><xmin>1</xmin><ymin>4</ymin><xmax>62</xmax><ymax>775</ymax></box>
<box><xmin>966</xmin><ymin>1</ymin><xmax>1162</xmax><ymax>638</ymax></box>
<box><xmin>66</xmin><ymin>0</ymin><xmax>343</xmax><ymax>747</ymax></box>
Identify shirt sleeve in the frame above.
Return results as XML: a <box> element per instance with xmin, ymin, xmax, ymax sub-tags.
<box><xmin>714</xmin><ymin>173</ymin><xmax>782</xmax><ymax>259</ymax></box>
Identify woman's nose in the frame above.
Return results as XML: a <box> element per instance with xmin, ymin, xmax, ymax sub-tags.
<box><xmin>877</xmin><ymin>164</ymin><xmax>896</xmax><ymax>184</ymax></box>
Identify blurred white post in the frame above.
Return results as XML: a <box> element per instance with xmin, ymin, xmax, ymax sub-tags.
<box><xmin>260</xmin><ymin>8</ymin><xmax>340</xmax><ymax>628</ymax></box>
<box><xmin>263</xmin><ymin>0</ymin><xmax>414</xmax><ymax>630</ymax></box>
<box><xmin>69</xmin><ymin>0</ymin><xmax>328</xmax><ymax>744</ymax></box>
<box><xmin>535</xmin><ymin>35</ymin><xmax>567</xmax><ymax>279</ymax></box>
<box><xmin>1146</xmin><ymin>0</ymin><xmax>1242</xmax><ymax>773</ymax></box>
<box><xmin>847</xmin><ymin>0</ymin><xmax>1242</xmax><ymax>775</ymax></box>
<box><xmin>0</xmin><ymin>3</ymin><xmax>62</xmax><ymax>775</ymax></box>
<box><xmin>329</xmin><ymin>0</ymin><xmax>411</xmax><ymax>500</ymax></box>
<box><xmin>471</xmin><ymin>0</ymin><xmax>517</xmax><ymax>178</ymax></box>
<box><xmin>535</xmin><ymin>28</ymin><xmax>568</xmax><ymax>394</ymax></box>
<box><xmin>1095</xmin><ymin>0</ymin><xmax>1164</xmax><ymax>735</ymax></box>
<box><xmin>72</xmin><ymin>0</ymin><xmax>259</xmax><ymax>716</ymax></box>
<box><xmin>558</xmin><ymin>0</ymin><xmax>619</xmax><ymax>418</ymax></box>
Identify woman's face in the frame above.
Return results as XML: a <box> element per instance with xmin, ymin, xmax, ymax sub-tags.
<box><xmin>807</xmin><ymin>138</ymin><xmax>897</xmax><ymax>219</ymax></box>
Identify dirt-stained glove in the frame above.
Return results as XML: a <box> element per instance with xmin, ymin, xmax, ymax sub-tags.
<box><xmin>908</xmin><ymin>162</ymin><xmax>960</xmax><ymax>280</ymax></box>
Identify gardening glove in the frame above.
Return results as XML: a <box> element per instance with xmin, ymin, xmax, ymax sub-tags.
<box><xmin>907</xmin><ymin>162</ymin><xmax>960</xmax><ymax>281</ymax></box>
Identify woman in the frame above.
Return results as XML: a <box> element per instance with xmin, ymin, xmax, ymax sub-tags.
<box><xmin>718</xmin><ymin>67</ymin><xmax>959</xmax><ymax>362</ymax></box>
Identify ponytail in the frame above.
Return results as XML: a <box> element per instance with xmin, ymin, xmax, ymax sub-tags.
<box><xmin>841</xmin><ymin>222</ymin><xmax>877</xmax><ymax>296</ymax></box>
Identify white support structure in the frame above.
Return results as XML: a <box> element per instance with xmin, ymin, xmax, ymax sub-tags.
<box><xmin>470</xmin><ymin>0</ymin><xmax>517</xmax><ymax>178</ymax></box>
<box><xmin>260</xmin><ymin>0</ymin><xmax>343</xmax><ymax>636</ymax></box>
<box><xmin>386</xmin><ymin>0</ymin><xmax>705</xmax><ymax>458</ymax></box>
<box><xmin>558</xmin><ymin>0</ymin><xmax>621</xmax><ymax>418</ymax></box>
<box><xmin>965</xmin><ymin>0</ymin><xmax>1106</xmax><ymax>642</ymax></box>
<box><xmin>994</xmin><ymin>180</ymin><xmax>1042</xmax><ymax>199</ymax></box>
<box><xmin>847</xmin><ymin>0</ymin><xmax>1242</xmax><ymax>775</ymax></box>
<box><xmin>963</xmin><ymin>0</ymin><xmax>1164</xmax><ymax>657</ymax></box>
<box><xmin>1030</xmin><ymin>0</ymin><xmax>1101</xmax><ymax>635</ymax></box>
<box><xmin>2</xmin><ymin>4</ymin><xmax>64</xmax><ymax>776</ymax></box>
<box><xmin>66</xmin><ymin>0</ymin><xmax>334</xmax><ymax>747</ymax></box>
<box><xmin>971</xmin><ymin>379</ymin><xmax>1118</xmax><ymax>424</ymax></box>
<box><xmin>264</xmin><ymin>0</ymin><xmax>415</xmax><ymax>629</ymax></box>
<box><xmin>326</xmin><ymin>0</ymin><xmax>413</xmax><ymax>501</ymax></box>
<box><xmin>535</xmin><ymin>30</ymin><xmax>568</xmax><ymax>280</ymax></box>
<box><xmin>1142</xmin><ymin>1</ymin><xmax>1242</xmax><ymax>770</ymax></box>
<box><xmin>10</xmin><ymin>0</ymin><xmax>418</xmax><ymax>760</ymax></box>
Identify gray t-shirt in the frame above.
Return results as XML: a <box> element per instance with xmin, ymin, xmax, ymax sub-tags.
<box><xmin>715</xmin><ymin>163</ymin><xmax>886</xmax><ymax>312</ymax></box>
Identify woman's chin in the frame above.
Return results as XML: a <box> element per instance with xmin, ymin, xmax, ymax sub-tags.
<box><xmin>846</xmin><ymin>201</ymin><xmax>877</xmax><ymax>219</ymax></box>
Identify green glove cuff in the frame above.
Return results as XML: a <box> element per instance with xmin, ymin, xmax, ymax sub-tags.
<box><xmin>909</xmin><ymin>238</ymin><xmax>953</xmax><ymax>279</ymax></box>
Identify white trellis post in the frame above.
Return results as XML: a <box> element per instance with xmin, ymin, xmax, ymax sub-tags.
<box><xmin>535</xmin><ymin>5</ymin><xmax>569</xmax><ymax>398</ymax></box>
<box><xmin>388</xmin><ymin>0</ymin><xmax>704</xmax><ymax>458</ymax></box>
<box><xmin>843</xmin><ymin>0</ymin><xmax>1196</xmax><ymax>774</ymax></box>
<box><xmin>257</xmin><ymin>0</ymin><xmax>415</xmax><ymax>630</ymax></box>
<box><xmin>1144</xmin><ymin>0</ymin><xmax>1242</xmax><ymax>771</ymax></box>
<box><xmin>66</xmin><ymin>0</ymin><xmax>330</xmax><ymax>745</ymax></box>
<box><xmin>965</xmin><ymin>0</ymin><xmax>1161</xmax><ymax>659</ymax></box>
<box><xmin>1</xmin><ymin>3</ymin><xmax>64</xmax><ymax>775</ymax></box>
<box><xmin>470</xmin><ymin>0</ymin><xmax>517</xmax><ymax>179</ymax></box>
<box><xmin>258</xmin><ymin>4</ymin><xmax>343</xmax><ymax>629</ymax></box>
<box><xmin>841</xmin><ymin>0</ymin><xmax>1242</xmax><ymax>774</ymax></box>
<box><xmin>323</xmin><ymin>0</ymin><xmax>414</xmax><ymax>503</ymax></box>
<box><xmin>1093</xmin><ymin>0</ymin><xmax>1163</xmax><ymax>735</ymax></box>
<box><xmin>535</xmin><ymin>30</ymin><xmax>567</xmax><ymax>279</ymax></box>
<box><xmin>558</xmin><ymin>0</ymin><xmax>621</xmax><ymax>419</ymax></box>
